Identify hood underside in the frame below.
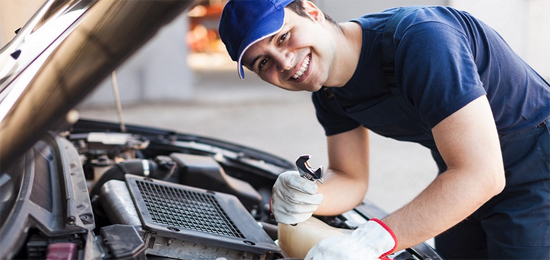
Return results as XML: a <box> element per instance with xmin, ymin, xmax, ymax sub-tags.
<box><xmin>0</xmin><ymin>0</ymin><xmax>197</xmax><ymax>171</ymax></box>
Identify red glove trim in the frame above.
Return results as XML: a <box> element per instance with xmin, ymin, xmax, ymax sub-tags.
<box><xmin>370</xmin><ymin>218</ymin><xmax>398</xmax><ymax>258</ymax></box>
<box><xmin>269</xmin><ymin>196</ymin><xmax>273</xmax><ymax>213</ymax></box>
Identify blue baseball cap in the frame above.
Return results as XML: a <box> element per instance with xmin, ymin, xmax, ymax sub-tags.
<box><xmin>219</xmin><ymin>0</ymin><xmax>295</xmax><ymax>79</ymax></box>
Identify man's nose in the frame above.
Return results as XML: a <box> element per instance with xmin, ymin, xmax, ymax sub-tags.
<box><xmin>273</xmin><ymin>50</ymin><xmax>294</xmax><ymax>72</ymax></box>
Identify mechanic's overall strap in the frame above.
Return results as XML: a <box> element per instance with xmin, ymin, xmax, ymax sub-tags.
<box><xmin>381</xmin><ymin>6</ymin><xmax>425</xmax><ymax>90</ymax></box>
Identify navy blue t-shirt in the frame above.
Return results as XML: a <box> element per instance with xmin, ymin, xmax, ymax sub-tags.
<box><xmin>312</xmin><ymin>6</ymin><xmax>550</xmax><ymax>149</ymax></box>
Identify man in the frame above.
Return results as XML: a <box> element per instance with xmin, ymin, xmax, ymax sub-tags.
<box><xmin>218</xmin><ymin>0</ymin><xmax>550</xmax><ymax>259</ymax></box>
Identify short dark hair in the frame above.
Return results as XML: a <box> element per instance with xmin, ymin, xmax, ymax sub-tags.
<box><xmin>286</xmin><ymin>0</ymin><xmax>339</xmax><ymax>26</ymax></box>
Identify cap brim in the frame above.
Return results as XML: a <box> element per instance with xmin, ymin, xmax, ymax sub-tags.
<box><xmin>236</xmin><ymin>9</ymin><xmax>286</xmax><ymax>79</ymax></box>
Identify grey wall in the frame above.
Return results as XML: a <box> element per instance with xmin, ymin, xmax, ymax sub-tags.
<box><xmin>315</xmin><ymin>0</ymin><xmax>448</xmax><ymax>22</ymax></box>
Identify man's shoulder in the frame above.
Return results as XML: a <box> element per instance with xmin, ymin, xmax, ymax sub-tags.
<box><xmin>351</xmin><ymin>6</ymin><xmax>474</xmax><ymax>38</ymax></box>
<box><xmin>393</xmin><ymin>6</ymin><xmax>482</xmax><ymax>37</ymax></box>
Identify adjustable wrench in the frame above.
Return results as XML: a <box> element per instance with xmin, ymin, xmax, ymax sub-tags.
<box><xmin>295</xmin><ymin>155</ymin><xmax>324</xmax><ymax>184</ymax></box>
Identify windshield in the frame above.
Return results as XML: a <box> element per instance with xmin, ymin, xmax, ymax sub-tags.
<box><xmin>0</xmin><ymin>40</ymin><xmax>18</xmax><ymax>94</ymax></box>
<box><xmin>0</xmin><ymin>59</ymin><xmax>10</xmax><ymax>88</ymax></box>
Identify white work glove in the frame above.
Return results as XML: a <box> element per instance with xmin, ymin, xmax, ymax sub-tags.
<box><xmin>271</xmin><ymin>171</ymin><xmax>323</xmax><ymax>224</ymax></box>
<box><xmin>305</xmin><ymin>218</ymin><xmax>397</xmax><ymax>260</ymax></box>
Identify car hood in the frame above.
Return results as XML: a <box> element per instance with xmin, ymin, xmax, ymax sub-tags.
<box><xmin>0</xmin><ymin>0</ymin><xmax>196</xmax><ymax>171</ymax></box>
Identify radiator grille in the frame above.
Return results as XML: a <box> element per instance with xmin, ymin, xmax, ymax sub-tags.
<box><xmin>30</xmin><ymin>150</ymin><xmax>53</xmax><ymax>212</ymax></box>
<box><xmin>136</xmin><ymin>179</ymin><xmax>245</xmax><ymax>238</ymax></box>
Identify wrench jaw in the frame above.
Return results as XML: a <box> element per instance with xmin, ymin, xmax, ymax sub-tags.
<box><xmin>296</xmin><ymin>155</ymin><xmax>324</xmax><ymax>184</ymax></box>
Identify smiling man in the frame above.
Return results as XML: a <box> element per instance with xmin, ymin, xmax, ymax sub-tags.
<box><xmin>218</xmin><ymin>0</ymin><xmax>550</xmax><ymax>259</ymax></box>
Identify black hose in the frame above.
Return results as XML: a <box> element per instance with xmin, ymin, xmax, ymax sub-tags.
<box><xmin>89</xmin><ymin>159</ymin><xmax>161</xmax><ymax>196</ymax></box>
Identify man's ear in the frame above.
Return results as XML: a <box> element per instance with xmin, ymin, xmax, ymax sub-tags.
<box><xmin>303</xmin><ymin>1</ymin><xmax>325</xmax><ymax>23</ymax></box>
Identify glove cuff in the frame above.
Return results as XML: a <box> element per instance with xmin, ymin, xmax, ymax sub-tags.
<box><xmin>269</xmin><ymin>196</ymin><xmax>273</xmax><ymax>213</ymax></box>
<box><xmin>370</xmin><ymin>218</ymin><xmax>398</xmax><ymax>258</ymax></box>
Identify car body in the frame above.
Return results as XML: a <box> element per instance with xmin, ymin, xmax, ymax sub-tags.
<box><xmin>0</xmin><ymin>0</ymin><xmax>442</xmax><ymax>259</ymax></box>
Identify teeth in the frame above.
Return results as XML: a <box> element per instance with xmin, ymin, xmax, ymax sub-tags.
<box><xmin>292</xmin><ymin>56</ymin><xmax>310</xmax><ymax>79</ymax></box>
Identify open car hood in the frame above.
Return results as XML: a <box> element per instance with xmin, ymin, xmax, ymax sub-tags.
<box><xmin>0</xmin><ymin>0</ymin><xmax>196</xmax><ymax>171</ymax></box>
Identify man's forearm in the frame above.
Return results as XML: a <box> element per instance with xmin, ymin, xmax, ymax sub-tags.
<box><xmin>383</xmin><ymin>96</ymin><xmax>505</xmax><ymax>251</ymax></box>
<box><xmin>315</xmin><ymin>168</ymin><xmax>369</xmax><ymax>215</ymax></box>
<box><xmin>382</xmin><ymin>167</ymin><xmax>504</xmax><ymax>251</ymax></box>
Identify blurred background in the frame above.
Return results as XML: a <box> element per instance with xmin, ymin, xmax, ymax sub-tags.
<box><xmin>1</xmin><ymin>0</ymin><xmax>549</xmax><ymax>216</ymax></box>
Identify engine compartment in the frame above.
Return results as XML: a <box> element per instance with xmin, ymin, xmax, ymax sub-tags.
<box><xmin>0</xmin><ymin>119</ymin><xmax>441</xmax><ymax>259</ymax></box>
<box><xmin>73</xmin><ymin>121</ymin><xmax>286</xmax><ymax>259</ymax></box>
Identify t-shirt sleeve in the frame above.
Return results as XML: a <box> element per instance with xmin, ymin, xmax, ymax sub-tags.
<box><xmin>395</xmin><ymin>21</ymin><xmax>487</xmax><ymax>128</ymax></box>
<box><xmin>312</xmin><ymin>91</ymin><xmax>360</xmax><ymax>136</ymax></box>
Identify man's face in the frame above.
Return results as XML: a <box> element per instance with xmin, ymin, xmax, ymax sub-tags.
<box><xmin>241</xmin><ymin>6</ymin><xmax>336</xmax><ymax>92</ymax></box>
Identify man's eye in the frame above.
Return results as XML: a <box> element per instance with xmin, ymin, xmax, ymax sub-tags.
<box><xmin>258</xmin><ymin>58</ymin><xmax>269</xmax><ymax>70</ymax></box>
<box><xmin>278</xmin><ymin>32</ymin><xmax>288</xmax><ymax>45</ymax></box>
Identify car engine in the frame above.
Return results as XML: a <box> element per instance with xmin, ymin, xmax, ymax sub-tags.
<box><xmin>0</xmin><ymin>119</ymin><xmax>441</xmax><ymax>260</ymax></box>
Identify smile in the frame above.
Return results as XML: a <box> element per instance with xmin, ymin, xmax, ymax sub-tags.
<box><xmin>291</xmin><ymin>55</ymin><xmax>310</xmax><ymax>80</ymax></box>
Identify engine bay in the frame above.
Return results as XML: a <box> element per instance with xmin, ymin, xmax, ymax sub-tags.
<box><xmin>0</xmin><ymin>119</ymin><xmax>441</xmax><ymax>259</ymax></box>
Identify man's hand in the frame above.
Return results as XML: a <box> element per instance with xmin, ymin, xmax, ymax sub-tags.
<box><xmin>271</xmin><ymin>171</ymin><xmax>323</xmax><ymax>224</ymax></box>
<box><xmin>305</xmin><ymin>218</ymin><xmax>397</xmax><ymax>260</ymax></box>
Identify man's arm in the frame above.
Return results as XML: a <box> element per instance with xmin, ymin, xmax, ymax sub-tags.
<box><xmin>382</xmin><ymin>95</ymin><xmax>505</xmax><ymax>251</ymax></box>
<box><xmin>315</xmin><ymin>125</ymin><xmax>371</xmax><ymax>215</ymax></box>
